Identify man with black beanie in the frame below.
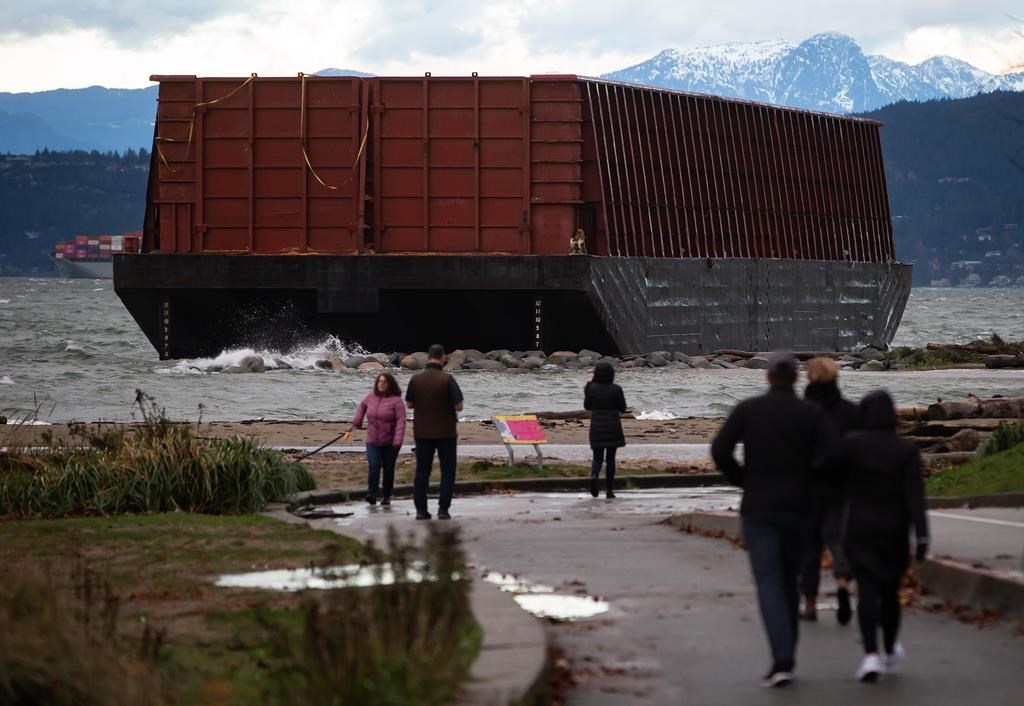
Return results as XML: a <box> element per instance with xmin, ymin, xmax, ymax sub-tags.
<box><xmin>711</xmin><ymin>351</ymin><xmax>838</xmax><ymax>688</ymax></box>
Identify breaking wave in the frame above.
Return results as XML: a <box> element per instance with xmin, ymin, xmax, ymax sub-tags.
<box><xmin>161</xmin><ymin>336</ymin><xmax>369</xmax><ymax>375</ymax></box>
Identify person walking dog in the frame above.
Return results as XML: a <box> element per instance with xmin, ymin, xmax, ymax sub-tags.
<box><xmin>711</xmin><ymin>352</ymin><xmax>837</xmax><ymax>688</ymax></box>
<box><xmin>584</xmin><ymin>361</ymin><xmax>627</xmax><ymax>499</ymax></box>
<box><xmin>842</xmin><ymin>390</ymin><xmax>929</xmax><ymax>683</ymax></box>
<box><xmin>352</xmin><ymin>372</ymin><xmax>406</xmax><ymax>506</ymax></box>
<box><xmin>406</xmin><ymin>344</ymin><xmax>464</xmax><ymax>520</ymax></box>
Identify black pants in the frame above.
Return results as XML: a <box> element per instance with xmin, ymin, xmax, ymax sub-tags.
<box><xmin>799</xmin><ymin>496</ymin><xmax>852</xmax><ymax>598</ymax></box>
<box><xmin>591</xmin><ymin>447</ymin><xmax>617</xmax><ymax>490</ymax></box>
<box><xmin>742</xmin><ymin>513</ymin><xmax>805</xmax><ymax>672</ymax></box>
<box><xmin>854</xmin><ymin>571</ymin><xmax>901</xmax><ymax>654</ymax></box>
<box><xmin>413</xmin><ymin>437</ymin><xmax>457</xmax><ymax>514</ymax></box>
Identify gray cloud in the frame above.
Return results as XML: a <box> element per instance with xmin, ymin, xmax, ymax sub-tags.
<box><xmin>352</xmin><ymin>1</ymin><xmax>485</xmax><ymax>64</ymax></box>
<box><xmin>0</xmin><ymin>1</ymin><xmax>248</xmax><ymax>46</ymax></box>
<box><xmin>515</xmin><ymin>1</ymin><xmax>1022</xmax><ymax>59</ymax></box>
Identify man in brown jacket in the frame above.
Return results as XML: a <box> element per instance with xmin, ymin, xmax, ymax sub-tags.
<box><xmin>405</xmin><ymin>344</ymin><xmax>464</xmax><ymax>520</ymax></box>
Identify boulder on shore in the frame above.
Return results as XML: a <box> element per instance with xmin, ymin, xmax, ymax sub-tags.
<box><xmin>445</xmin><ymin>350</ymin><xmax>468</xmax><ymax>370</ymax></box>
<box><xmin>401</xmin><ymin>354</ymin><xmax>424</xmax><ymax>370</ymax></box>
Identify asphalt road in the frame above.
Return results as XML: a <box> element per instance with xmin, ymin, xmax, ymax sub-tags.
<box><xmin>322</xmin><ymin>488</ymin><xmax>1024</xmax><ymax>706</ymax></box>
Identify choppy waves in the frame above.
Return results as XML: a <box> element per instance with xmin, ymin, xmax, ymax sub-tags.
<box><xmin>161</xmin><ymin>336</ymin><xmax>369</xmax><ymax>374</ymax></box>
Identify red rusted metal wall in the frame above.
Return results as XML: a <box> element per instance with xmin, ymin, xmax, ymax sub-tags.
<box><xmin>150</xmin><ymin>75</ymin><xmax>363</xmax><ymax>254</ymax></box>
<box><xmin>369</xmin><ymin>76</ymin><xmax>532</xmax><ymax>253</ymax></box>
<box><xmin>145</xmin><ymin>74</ymin><xmax>894</xmax><ymax>262</ymax></box>
<box><xmin>580</xmin><ymin>78</ymin><xmax>894</xmax><ymax>261</ymax></box>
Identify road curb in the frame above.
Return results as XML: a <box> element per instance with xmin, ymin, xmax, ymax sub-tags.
<box><xmin>288</xmin><ymin>473</ymin><xmax>727</xmax><ymax>508</ymax></box>
<box><xmin>262</xmin><ymin>506</ymin><xmax>551</xmax><ymax>706</ymax></box>
<box><xmin>664</xmin><ymin>510</ymin><xmax>1024</xmax><ymax>624</ymax></box>
<box><xmin>927</xmin><ymin>493</ymin><xmax>1024</xmax><ymax>509</ymax></box>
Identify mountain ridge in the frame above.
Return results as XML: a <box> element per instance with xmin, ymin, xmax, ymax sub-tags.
<box><xmin>2</xmin><ymin>36</ymin><xmax>1023</xmax><ymax>154</ymax></box>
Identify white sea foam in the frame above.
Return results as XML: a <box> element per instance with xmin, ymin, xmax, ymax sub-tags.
<box><xmin>635</xmin><ymin>410</ymin><xmax>678</xmax><ymax>420</ymax></box>
<box><xmin>0</xmin><ymin>299</ymin><xmax>9</xmax><ymax>304</ymax></box>
<box><xmin>165</xmin><ymin>335</ymin><xmax>369</xmax><ymax>374</ymax></box>
<box><xmin>0</xmin><ymin>375</ymin><xmax>14</xmax><ymax>385</ymax></box>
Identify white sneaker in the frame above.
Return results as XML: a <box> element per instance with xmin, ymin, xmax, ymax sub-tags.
<box><xmin>761</xmin><ymin>670</ymin><xmax>794</xmax><ymax>688</ymax></box>
<box><xmin>856</xmin><ymin>653</ymin><xmax>883</xmax><ymax>683</ymax></box>
<box><xmin>884</xmin><ymin>643</ymin><xmax>906</xmax><ymax>673</ymax></box>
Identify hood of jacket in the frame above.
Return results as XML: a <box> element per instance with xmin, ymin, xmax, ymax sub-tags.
<box><xmin>592</xmin><ymin>361</ymin><xmax>615</xmax><ymax>384</ymax></box>
<box><xmin>859</xmin><ymin>389</ymin><xmax>897</xmax><ymax>430</ymax></box>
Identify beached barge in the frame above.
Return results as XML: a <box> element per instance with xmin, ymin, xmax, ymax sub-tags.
<box><xmin>116</xmin><ymin>74</ymin><xmax>911</xmax><ymax>359</ymax></box>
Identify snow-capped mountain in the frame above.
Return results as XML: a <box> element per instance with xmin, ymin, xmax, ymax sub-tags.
<box><xmin>603</xmin><ymin>32</ymin><xmax>1022</xmax><ymax>114</ymax></box>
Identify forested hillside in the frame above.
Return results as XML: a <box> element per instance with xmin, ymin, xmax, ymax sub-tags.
<box><xmin>861</xmin><ymin>91</ymin><xmax>1024</xmax><ymax>285</ymax></box>
<box><xmin>0</xmin><ymin>150</ymin><xmax>147</xmax><ymax>275</ymax></box>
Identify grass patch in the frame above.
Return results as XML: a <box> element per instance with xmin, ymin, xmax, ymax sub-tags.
<box><xmin>261</xmin><ymin>526</ymin><xmax>480</xmax><ymax>706</ymax></box>
<box><xmin>466</xmin><ymin>458</ymin><xmax>681</xmax><ymax>480</ymax></box>
<box><xmin>926</xmin><ymin>444</ymin><xmax>1024</xmax><ymax>496</ymax></box>
<box><xmin>0</xmin><ymin>392</ymin><xmax>314</xmax><ymax>517</ymax></box>
<box><xmin>0</xmin><ymin>513</ymin><xmax>478</xmax><ymax>705</ymax></box>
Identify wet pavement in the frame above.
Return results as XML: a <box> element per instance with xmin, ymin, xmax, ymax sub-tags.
<box><xmin>307</xmin><ymin>488</ymin><xmax>1023</xmax><ymax>706</ymax></box>
<box><xmin>274</xmin><ymin>442</ymin><xmax>713</xmax><ymax>463</ymax></box>
<box><xmin>928</xmin><ymin>508</ymin><xmax>1024</xmax><ymax>576</ymax></box>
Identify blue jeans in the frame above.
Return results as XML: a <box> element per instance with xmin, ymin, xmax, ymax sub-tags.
<box><xmin>742</xmin><ymin>513</ymin><xmax>806</xmax><ymax>672</ymax></box>
<box><xmin>366</xmin><ymin>444</ymin><xmax>399</xmax><ymax>499</ymax></box>
<box><xmin>413</xmin><ymin>437</ymin><xmax>457</xmax><ymax>514</ymax></box>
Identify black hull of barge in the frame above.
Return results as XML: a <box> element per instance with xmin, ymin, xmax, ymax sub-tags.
<box><xmin>114</xmin><ymin>254</ymin><xmax>912</xmax><ymax>360</ymax></box>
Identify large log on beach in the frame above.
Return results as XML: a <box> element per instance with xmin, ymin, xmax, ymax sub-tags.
<box><xmin>927</xmin><ymin>396</ymin><xmax>1024</xmax><ymax>420</ymax></box>
<box><xmin>925</xmin><ymin>342</ymin><xmax>1001</xmax><ymax>354</ymax></box>
<box><xmin>984</xmin><ymin>355</ymin><xmax>1024</xmax><ymax>369</ymax></box>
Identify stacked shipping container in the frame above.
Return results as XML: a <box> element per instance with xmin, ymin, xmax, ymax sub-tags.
<box><xmin>144</xmin><ymin>74</ymin><xmax>894</xmax><ymax>263</ymax></box>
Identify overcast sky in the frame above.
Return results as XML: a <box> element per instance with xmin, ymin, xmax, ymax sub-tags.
<box><xmin>1</xmin><ymin>1</ymin><xmax>1023</xmax><ymax>93</ymax></box>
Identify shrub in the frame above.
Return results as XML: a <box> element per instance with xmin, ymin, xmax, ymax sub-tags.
<box><xmin>0</xmin><ymin>562</ymin><xmax>164</xmax><ymax>706</ymax></box>
<box><xmin>260</xmin><ymin>525</ymin><xmax>479</xmax><ymax>706</ymax></box>
<box><xmin>978</xmin><ymin>419</ymin><xmax>1024</xmax><ymax>457</ymax></box>
<box><xmin>0</xmin><ymin>392</ymin><xmax>314</xmax><ymax>517</ymax></box>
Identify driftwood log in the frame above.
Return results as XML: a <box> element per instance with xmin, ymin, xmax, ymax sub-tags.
<box><xmin>984</xmin><ymin>355</ymin><xmax>1024</xmax><ymax>369</ymax></box>
<box><xmin>925</xmin><ymin>342</ymin><xmax>1002</xmax><ymax>354</ymax></box>
<box><xmin>926</xmin><ymin>396</ymin><xmax>1024</xmax><ymax>420</ymax></box>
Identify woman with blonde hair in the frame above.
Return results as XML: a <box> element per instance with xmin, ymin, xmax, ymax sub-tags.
<box><xmin>800</xmin><ymin>356</ymin><xmax>858</xmax><ymax>624</ymax></box>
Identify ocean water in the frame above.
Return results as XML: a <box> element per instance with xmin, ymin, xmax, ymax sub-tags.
<box><xmin>1</xmin><ymin>278</ymin><xmax>1023</xmax><ymax>423</ymax></box>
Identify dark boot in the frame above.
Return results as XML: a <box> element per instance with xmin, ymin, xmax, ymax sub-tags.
<box><xmin>606</xmin><ymin>467</ymin><xmax>616</xmax><ymax>498</ymax></box>
<box><xmin>590</xmin><ymin>474</ymin><xmax>599</xmax><ymax>498</ymax></box>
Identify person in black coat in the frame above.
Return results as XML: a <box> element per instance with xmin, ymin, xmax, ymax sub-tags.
<box><xmin>584</xmin><ymin>361</ymin><xmax>627</xmax><ymax>499</ymax></box>
<box><xmin>711</xmin><ymin>352</ymin><xmax>838</xmax><ymax>688</ymax></box>
<box><xmin>842</xmin><ymin>390</ymin><xmax>929</xmax><ymax>683</ymax></box>
<box><xmin>799</xmin><ymin>357</ymin><xmax>860</xmax><ymax>624</ymax></box>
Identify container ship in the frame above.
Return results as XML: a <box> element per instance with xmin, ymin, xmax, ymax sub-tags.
<box><xmin>53</xmin><ymin>233</ymin><xmax>141</xmax><ymax>279</ymax></box>
<box><xmin>116</xmin><ymin>74</ymin><xmax>911</xmax><ymax>360</ymax></box>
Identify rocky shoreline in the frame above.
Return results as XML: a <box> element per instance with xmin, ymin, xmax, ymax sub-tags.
<box><xmin>217</xmin><ymin>340</ymin><xmax>1023</xmax><ymax>374</ymax></box>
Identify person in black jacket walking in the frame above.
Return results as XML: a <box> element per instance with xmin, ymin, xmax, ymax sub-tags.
<box><xmin>800</xmin><ymin>357</ymin><xmax>860</xmax><ymax>624</ymax></box>
<box><xmin>584</xmin><ymin>361</ymin><xmax>627</xmax><ymax>499</ymax></box>
<box><xmin>842</xmin><ymin>390</ymin><xmax>929</xmax><ymax>683</ymax></box>
<box><xmin>711</xmin><ymin>352</ymin><xmax>837</xmax><ymax>688</ymax></box>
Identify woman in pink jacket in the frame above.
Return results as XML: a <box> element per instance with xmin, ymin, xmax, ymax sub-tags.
<box><xmin>352</xmin><ymin>372</ymin><xmax>407</xmax><ymax>505</ymax></box>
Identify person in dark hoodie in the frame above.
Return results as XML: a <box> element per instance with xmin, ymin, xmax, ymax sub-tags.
<box><xmin>583</xmin><ymin>361</ymin><xmax>627</xmax><ymax>499</ymax></box>
<box><xmin>800</xmin><ymin>357</ymin><xmax>859</xmax><ymax>624</ymax></box>
<box><xmin>711</xmin><ymin>351</ymin><xmax>837</xmax><ymax>688</ymax></box>
<box><xmin>842</xmin><ymin>390</ymin><xmax>928</xmax><ymax>683</ymax></box>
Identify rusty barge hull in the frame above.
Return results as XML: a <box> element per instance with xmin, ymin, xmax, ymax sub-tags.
<box><xmin>118</xmin><ymin>73</ymin><xmax>911</xmax><ymax>359</ymax></box>
<box><xmin>115</xmin><ymin>254</ymin><xmax>910</xmax><ymax>359</ymax></box>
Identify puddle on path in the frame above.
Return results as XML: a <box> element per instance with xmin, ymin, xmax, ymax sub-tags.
<box><xmin>216</xmin><ymin>562</ymin><xmax>430</xmax><ymax>591</ymax></box>
<box><xmin>482</xmin><ymin>570</ymin><xmax>610</xmax><ymax>621</ymax></box>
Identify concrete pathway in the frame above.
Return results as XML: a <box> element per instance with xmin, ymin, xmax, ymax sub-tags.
<box><xmin>273</xmin><ymin>442</ymin><xmax>713</xmax><ymax>463</ymax></box>
<box><xmin>315</xmin><ymin>489</ymin><xmax>1023</xmax><ymax>706</ymax></box>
